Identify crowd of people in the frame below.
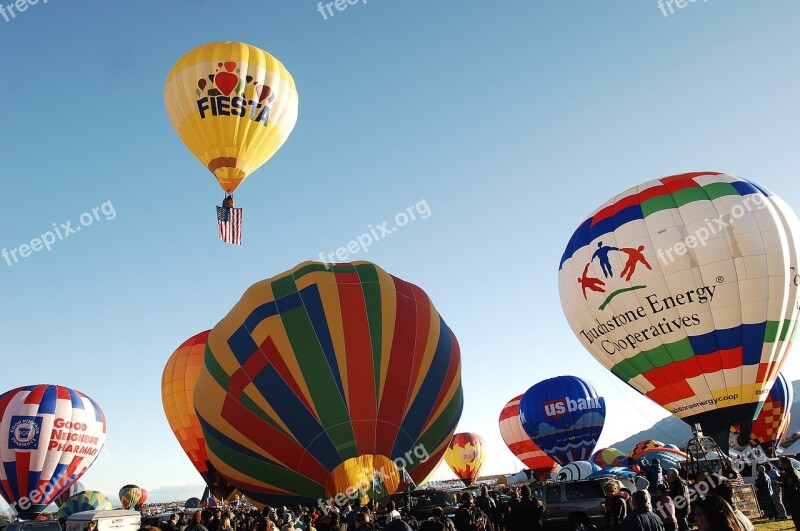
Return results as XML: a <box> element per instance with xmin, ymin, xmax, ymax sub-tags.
<box><xmin>130</xmin><ymin>454</ymin><xmax>800</xmax><ymax>531</ymax></box>
<box><xmin>602</xmin><ymin>455</ymin><xmax>800</xmax><ymax>531</ymax></box>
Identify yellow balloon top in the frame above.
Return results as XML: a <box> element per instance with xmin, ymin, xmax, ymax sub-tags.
<box><xmin>165</xmin><ymin>42</ymin><xmax>299</xmax><ymax>193</ymax></box>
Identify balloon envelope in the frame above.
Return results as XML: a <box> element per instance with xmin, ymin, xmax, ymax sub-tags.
<box><xmin>499</xmin><ymin>396</ymin><xmax>559</xmax><ymax>479</ymax></box>
<box><xmin>162</xmin><ymin>331</ymin><xmax>236</xmax><ymax>501</ymax></box>
<box><xmin>590</xmin><ymin>447</ymin><xmax>627</xmax><ymax>469</ymax></box>
<box><xmin>635</xmin><ymin>447</ymin><xmax>687</xmax><ymax>471</ymax></box>
<box><xmin>58</xmin><ymin>490</ymin><xmax>112</xmax><ymax>519</ymax></box>
<box><xmin>554</xmin><ymin>461</ymin><xmax>601</xmax><ymax>482</ymax></box>
<box><xmin>559</xmin><ymin>172</ymin><xmax>800</xmax><ymax>450</ymax></box>
<box><xmin>0</xmin><ymin>385</ymin><xmax>107</xmax><ymax>518</ymax></box>
<box><xmin>445</xmin><ymin>433</ymin><xmax>486</xmax><ymax>487</ymax></box>
<box><xmin>55</xmin><ymin>480</ymin><xmax>85</xmax><ymax>507</ymax></box>
<box><xmin>164</xmin><ymin>42</ymin><xmax>299</xmax><ymax>194</ymax></box>
<box><xmin>748</xmin><ymin>373</ymin><xmax>793</xmax><ymax>456</ymax></box>
<box><xmin>119</xmin><ymin>485</ymin><xmax>142</xmax><ymax>510</ymax></box>
<box><xmin>194</xmin><ymin>261</ymin><xmax>463</xmax><ymax>506</ymax></box>
<box><xmin>519</xmin><ymin>376</ymin><xmax>605</xmax><ymax>466</ymax></box>
<box><xmin>628</xmin><ymin>440</ymin><xmax>664</xmax><ymax>460</ymax></box>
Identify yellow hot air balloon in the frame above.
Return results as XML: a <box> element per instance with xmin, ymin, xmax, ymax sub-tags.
<box><xmin>164</xmin><ymin>42</ymin><xmax>299</xmax><ymax>239</ymax></box>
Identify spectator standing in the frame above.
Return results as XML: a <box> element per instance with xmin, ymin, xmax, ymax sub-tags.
<box><xmin>620</xmin><ymin>490</ymin><xmax>664</xmax><ymax>531</ymax></box>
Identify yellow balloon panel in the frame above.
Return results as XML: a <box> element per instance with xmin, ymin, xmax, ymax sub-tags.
<box><xmin>165</xmin><ymin>42</ymin><xmax>299</xmax><ymax>193</ymax></box>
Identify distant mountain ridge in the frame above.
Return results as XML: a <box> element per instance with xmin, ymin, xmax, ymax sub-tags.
<box><xmin>609</xmin><ymin>380</ymin><xmax>800</xmax><ymax>453</ymax></box>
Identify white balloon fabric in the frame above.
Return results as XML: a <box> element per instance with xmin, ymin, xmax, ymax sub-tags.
<box><xmin>553</xmin><ymin>461</ymin><xmax>600</xmax><ymax>482</ymax></box>
<box><xmin>559</xmin><ymin>172</ymin><xmax>800</xmax><ymax>446</ymax></box>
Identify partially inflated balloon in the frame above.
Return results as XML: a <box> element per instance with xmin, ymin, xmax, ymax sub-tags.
<box><xmin>165</xmin><ymin>42</ymin><xmax>299</xmax><ymax>194</ymax></box>
<box><xmin>162</xmin><ymin>331</ymin><xmax>235</xmax><ymax>501</ymax></box>
<box><xmin>195</xmin><ymin>261</ymin><xmax>463</xmax><ymax>506</ymax></box>
<box><xmin>0</xmin><ymin>385</ymin><xmax>107</xmax><ymax>518</ymax></box>
<box><xmin>119</xmin><ymin>485</ymin><xmax>142</xmax><ymax>510</ymax></box>
<box><xmin>185</xmin><ymin>497</ymin><xmax>200</xmax><ymax>509</ymax></box>
<box><xmin>499</xmin><ymin>396</ymin><xmax>558</xmax><ymax>479</ymax></box>
<box><xmin>559</xmin><ymin>172</ymin><xmax>800</xmax><ymax>449</ymax></box>
<box><xmin>445</xmin><ymin>433</ymin><xmax>486</xmax><ymax>487</ymax></box>
<box><xmin>590</xmin><ymin>447</ymin><xmax>627</xmax><ymax>469</ymax></box>
<box><xmin>55</xmin><ymin>481</ymin><xmax>85</xmax><ymax>507</ymax></box>
<box><xmin>58</xmin><ymin>490</ymin><xmax>112</xmax><ymax>519</ymax></box>
<box><xmin>636</xmin><ymin>447</ymin><xmax>687</xmax><ymax>471</ymax></box>
<box><xmin>519</xmin><ymin>376</ymin><xmax>605</xmax><ymax>466</ymax></box>
<box><xmin>628</xmin><ymin>440</ymin><xmax>664</xmax><ymax>460</ymax></box>
<box><xmin>554</xmin><ymin>461</ymin><xmax>601</xmax><ymax>482</ymax></box>
<box><xmin>748</xmin><ymin>373</ymin><xmax>793</xmax><ymax>456</ymax></box>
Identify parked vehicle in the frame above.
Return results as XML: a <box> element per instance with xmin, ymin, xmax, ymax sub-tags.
<box><xmin>65</xmin><ymin>511</ymin><xmax>141</xmax><ymax>531</ymax></box>
<box><xmin>532</xmin><ymin>477</ymin><xmax>636</xmax><ymax>530</ymax></box>
<box><xmin>386</xmin><ymin>489</ymin><xmax>458</xmax><ymax>521</ymax></box>
<box><xmin>3</xmin><ymin>521</ymin><xmax>62</xmax><ymax>531</ymax></box>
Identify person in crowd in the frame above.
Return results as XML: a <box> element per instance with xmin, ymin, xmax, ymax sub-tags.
<box><xmin>220</xmin><ymin>518</ymin><xmax>235</xmax><ymax>531</ymax></box>
<box><xmin>692</xmin><ymin>494</ymin><xmax>745</xmax><ymax>531</ymax></box>
<box><xmin>603</xmin><ymin>480</ymin><xmax>627</xmax><ymax>530</ymax></box>
<box><xmin>634</xmin><ymin>472</ymin><xmax>650</xmax><ymax>493</ymax></box>
<box><xmin>665</xmin><ymin>469</ymin><xmax>689</xmax><ymax>531</ymax></box>
<box><xmin>161</xmin><ymin>514</ymin><xmax>180</xmax><ymax>531</ymax></box>
<box><xmin>764</xmin><ymin>462</ymin><xmax>789</xmax><ymax>520</ymax></box>
<box><xmin>384</xmin><ymin>501</ymin><xmax>401</xmax><ymax>525</ymax></box>
<box><xmin>641</xmin><ymin>459</ymin><xmax>663</xmax><ymax>494</ymax></box>
<box><xmin>508</xmin><ymin>485</ymin><xmax>545</xmax><ymax>531</ymax></box>
<box><xmin>620</xmin><ymin>490</ymin><xmax>664</xmax><ymax>531</ymax></box>
<box><xmin>755</xmin><ymin>464</ymin><xmax>778</xmax><ymax>519</ymax></box>
<box><xmin>419</xmin><ymin>507</ymin><xmax>455</xmax><ymax>531</ymax></box>
<box><xmin>489</xmin><ymin>492</ymin><xmax>505</xmax><ymax>531</ymax></box>
<box><xmin>778</xmin><ymin>457</ymin><xmax>800</xmax><ymax>528</ymax></box>
<box><xmin>475</xmin><ymin>486</ymin><xmax>496</xmax><ymax>531</ymax></box>
<box><xmin>653</xmin><ymin>484</ymin><xmax>675</xmax><ymax>531</ymax></box>
<box><xmin>186</xmin><ymin>512</ymin><xmax>209</xmax><ymax>531</ymax></box>
<box><xmin>453</xmin><ymin>493</ymin><xmax>481</xmax><ymax>531</ymax></box>
<box><xmin>707</xmin><ymin>474</ymin><xmax>755</xmax><ymax>531</ymax></box>
<box><xmin>353</xmin><ymin>512</ymin><xmax>374</xmax><ymax>531</ymax></box>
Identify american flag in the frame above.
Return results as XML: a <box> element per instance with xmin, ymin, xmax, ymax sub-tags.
<box><xmin>217</xmin><ymin>206</ymin><xmax>242</xmax><ymax>245</ymax></box>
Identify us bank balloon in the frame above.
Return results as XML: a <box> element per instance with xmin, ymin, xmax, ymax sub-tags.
<box><xmin>445</xmin><ymin>433</ymin><xmax>486</xmax><ymax>487</ymax></box>
<box><xmin>519</xmin><ymin>376</ymin><xmax>605</xmax><ymax>466</ymax></box>
<box><xmin>499</xmin><ymin>396</ymin><xmax>558</xmax><ymax>478</ymax></box>
<box><xmin>194</xmin><ymin>261</ymin><xmax>463</xmax><ymax>506</ymax></box>
<box><xmin>559</xmin><ymin>172</ymin><xmax>800</xmax><ymax>450</ymax></box>
<box><xmin>164</xmin><ymin>42</ymin><xmax>299</xmax><ymax>223</ymax></box>
<box><xmin>161</xmin><ymin>331</ymin><xmax>235</xmax><ymax>501</ymax></box>
<box><xmin>0</xmin><ymin>385</ymin><xmax>107</xmax><ymax>519</ymax></box>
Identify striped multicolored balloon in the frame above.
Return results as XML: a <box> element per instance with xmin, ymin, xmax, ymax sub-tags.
<box><xmin>195</xmin><ymin>261</ymin><xmax>463</xmax><ymax>506</ymax></box>
<box><xmin>0</xmin><ymin>385</ymin><xmax>107</xmax><ymax>518</ymax></box>
<box><xmin>559</xmin><ymin>172</ymin><xmax>800</xmax><ymax>449</ymax></box>
<box><xmin>499</xmin><ymin>396</ymin><xmax>558</xmax><ymax>478</ymax></box>
<box><xmin>57</xmin><ymin>490</ymin><xmax>112</xmax><ymax>519</ymax></box>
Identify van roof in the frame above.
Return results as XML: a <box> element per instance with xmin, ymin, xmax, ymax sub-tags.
<box><xmin>67</xmin><ymin>511</ymin><xmax>141</xmax><ymax>521</ymax></box>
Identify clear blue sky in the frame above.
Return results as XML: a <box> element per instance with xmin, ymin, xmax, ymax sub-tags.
<box><xmin>2</xmin><ymin>0</ymin><xmax>800</xmax><ymax>508</ymax></box>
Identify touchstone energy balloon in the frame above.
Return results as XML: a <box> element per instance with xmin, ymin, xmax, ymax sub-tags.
<box><xmin>519</xmin><ymin>376</ymin><xmax>606</xmax><ymax>466</ymax></box>
<box><xmin>118</xmin><ymin>485</ymin><xmax>142</xmax><ymax>510</ymax></box>
<box><xmin>590</xmin><ymin>447</ymin><xmax>627</xmax><ymax>469</ymax></box>
<box><xmin>499</xmin><ymin>396</ymin><xmax>559</xmax><ymax>479</ymax></box>
<box><xmin>194</xmin><ymin>261</ymin><xmax>463</xmax><ymax>506</ymax></box>
<box><xmin>559</xmin><ymin>172</ymin><xmax>800</xmax><ymax>450</ymax></box>
<box><xmin>57</xmin><ymin>490</ymin><xmax>112</xmax><ymax>519</ymax></box>
<box><xmin>161</xmin><ymin>331</ymin><xmax>235</xmax><ymax>501</ymax></box>
<box><xmin>164</xmin><ymin>41</ymin><xmax>299</xmax><ymax>195</ymax></box>
<box><xmin>0</xmin><ymin>385</ymin><xmax>107</xmax><ymax>519</ymax></box>
<box><xmin>747</xmin><ymin>372</ymin><xmax>793</xmax><ymax>456</ymax></box>
<box><xmin>445</xmin><ymin>433</ymin><xmax>486</xmax><ymax>487</ymax></box>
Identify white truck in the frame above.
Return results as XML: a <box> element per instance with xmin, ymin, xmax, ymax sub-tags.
<box><xmin>65</xmin><ymin>511</ymin><xmax>140</xmax><ymax>531</ymax></box>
